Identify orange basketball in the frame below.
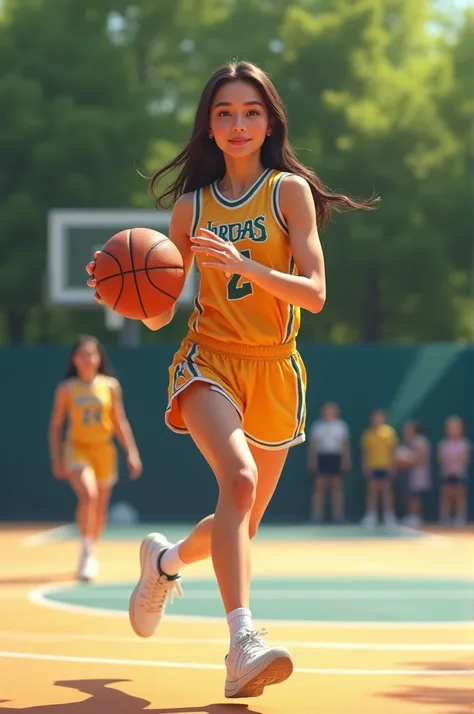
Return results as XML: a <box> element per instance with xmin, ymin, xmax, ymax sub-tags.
<box><xmin>395</xmin><ymin>446</ymin><xmax>413</xmax><ymax>470</ymax></box>
<box><xmin>94</xmin><ymin>228</ymin><xmax>185</xmax><ymax>319</ymax></box>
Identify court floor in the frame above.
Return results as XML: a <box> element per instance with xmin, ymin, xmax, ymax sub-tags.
<box><xmin>1</xmin><ymin>522</ymin><xmax>473</xmax><ymax>713</ymax></box>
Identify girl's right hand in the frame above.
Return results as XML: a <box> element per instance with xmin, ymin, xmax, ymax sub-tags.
<box><xmin>85</xmin><ymin>251</ymin><xmax>104</xmax><ymax>304</ymax></box>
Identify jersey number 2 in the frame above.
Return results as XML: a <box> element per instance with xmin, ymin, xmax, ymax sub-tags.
<box><xmin>226</xmin><ymin>249</ymin><xmax>253</xmax><ymax>301</ymax></box>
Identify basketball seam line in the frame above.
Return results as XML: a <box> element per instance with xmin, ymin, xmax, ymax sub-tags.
<box><xmin>144</xmin><ymin>238</ymin><xmax>170</xmax><ymax>260</ymax></box>
<box><xmin>96</xmin><ymin>266</ymin><xmax>184</xmax><ymax>285</ymax></box>
<box><xmin>99</xmin><ymin>250</ymin><xmax>124</xmax><ymax>312</ymax></box>
<box><xmin>143</xmin><ymin>268</ymin><xmax>180</xmax><ymax>301</ymax></box>
<box><xmin>128</xmin><ymin>229</ymin><xmax>148</xmax><ymax>318</ymax></box>
<box><xmin>144</xmin><ymin>237</ymin><xmax>182</xmax><ymax>301</ymax></box>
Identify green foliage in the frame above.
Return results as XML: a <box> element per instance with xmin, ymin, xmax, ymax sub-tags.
<box><xmin>0</xmin><ymin>0</ymin><xmax>471</xmax><ymax>343</ymax></box>
<box><xmin>0</xmin><ymin>0</ymin><xmax>154</xmax><ymax>340</ymax></box>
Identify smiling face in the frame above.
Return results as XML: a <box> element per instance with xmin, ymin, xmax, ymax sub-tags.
<box><xmin>72</xmin><ymin>340</ymin><xmax>101</xmax><ymax>380</ymax></box>
<box><xmin>209</xmin><ymin>79</ymin><xmax>271</xmax><ymax>159</ymax></box>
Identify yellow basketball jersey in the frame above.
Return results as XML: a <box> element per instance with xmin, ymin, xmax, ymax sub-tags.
<box><xmin>187</xmin><ymin>169</ymin><xmax>300</xmax><ymax>347</ymax></box>
<box><xmin>66</xmin><ymin>375</ymin><xmax>115</xmax><ymax>446</ymax></box>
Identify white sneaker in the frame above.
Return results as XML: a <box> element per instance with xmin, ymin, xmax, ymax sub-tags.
<box><xmin>77</xmin><ymin>550</ymin><xmax>99</xmax><ymax>581</ymax></box>
<box><xmin>128</xmin><ymin>532</ymin><xmax>183</xmax><ymax>638</ymax></box>
<box><xmin>361</xmin><ymin>511</ymin><xmax>377</xmax><ymax>527</ymax></box>
<box><xmin>383</xmin><ymin>512</ymin><xmax>398</xmax><ymax>528</ymax></box>
<box><xmin>225</xmin><ymin>628</ymin><xmax>293</xmax><ymax>698</ymax></box>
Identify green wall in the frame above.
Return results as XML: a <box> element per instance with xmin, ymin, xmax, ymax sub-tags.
<box><xmin>0</xmin><ymin>343</ymin><xmax>472</xmax><ymax>523</ymax></box>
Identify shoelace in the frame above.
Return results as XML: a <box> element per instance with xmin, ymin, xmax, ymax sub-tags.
<box><xmin>144</xmin><ymin>574</ymin><xmax>183</xmax><ymax>613</ymax></box>
<box><xmin>235</xmin><ymin>628</ymin><xmax>269</xmax><ymax>656</ymax></box>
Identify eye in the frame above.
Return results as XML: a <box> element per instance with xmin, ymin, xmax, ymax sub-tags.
<box><xmin>247</xmin><ymin>110</ymin><xmax>260</xmax><ymax>116</ymax></box>
<box><xmin>217</xmin><ymin>110</ymin><xmax>231</xmax><ymax>117</ymax></box>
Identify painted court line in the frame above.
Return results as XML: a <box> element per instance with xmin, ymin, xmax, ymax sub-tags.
<box><xmin>20</xmin><ymin>522</ymin><xmax>449</xmax><ymax>547</ymax></box>
<box><xmin>22</xmin><ymin>525</ymin><xmax>74</xmax><ymax>548</ymax></box>
<box><xmin>1</xmin><ymin>631</ymin><xmax>473</xmax><ymax>652</ymax></box>
<box><xmin>28</xmin><ymin>583</ymin><xmax>474</xmax><ymax>629</ymax></box>
<box><xmin>0</xmin><ymin>651</ymin><xmax>473</xmax><ymax>676</ymax></box>
<box><xmin>397</xmin><ymin>525</ymin><xmax>448</xmax><ymax>546</ymax></box>
<box><xmin>39</xmin><ymin>588</ymin><xmax>471</xmax><ymax>600</ymax></box>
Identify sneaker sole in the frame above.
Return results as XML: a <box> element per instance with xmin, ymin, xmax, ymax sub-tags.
<box><xmin>225</xmin><ymin>653</ymin><xmax>294</xmax><ymax>698</ymax></box>
<box><xmin>128</xmin><ymin>532</ymin><xmax>167</xmax><ymax>638</ymax></box>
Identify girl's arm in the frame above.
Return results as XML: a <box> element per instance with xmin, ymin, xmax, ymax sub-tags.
<box><xmin>48</xmin><ymin>384</ymin><xmax>68</xmax><ymax>478</ymax></box>
<box><xmin>110</xmin><ymin>379</ymin><xmax>142</xmax><ymax>478</ymax></box>
<box><xmin>142</xmin><ymin>193</ymin><xmax>195</xmax><ymax>330</ymax></box>
<box><xmin>461</xmin><ymin>439</ymin><xmax>471</xmax><ymax>470</ymax></box>
<box><xmin>190</xmin><ymin>175</ymin><xmax>326</xmax><ymax>313</ymax></box>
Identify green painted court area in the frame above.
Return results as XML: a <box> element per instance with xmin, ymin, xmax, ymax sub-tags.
<box><xmin>51</xmin><ymin>522</ymin><xmax>427</xmax><ymax>543</ymax></box>
<box><xmin>44</xmin><ymin>576</ymin><xmax>474</xmax><ymax>623</ymax></box>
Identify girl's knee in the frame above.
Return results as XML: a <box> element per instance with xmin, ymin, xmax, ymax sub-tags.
<box><xmin>81</xmin><ymin>488</ymin><xmax>99</xmax><ymax>508</ymax></box>
<box><xmin>222</xmin><ymin>465</ymin><xmax>257</xmax><ymax>514</ymax></box>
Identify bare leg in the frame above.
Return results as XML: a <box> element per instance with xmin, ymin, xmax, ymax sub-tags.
<box><xmin>366</xmin><ymin>480</ymin><xmax>377</xmax><ymax>511</ymax></box>
<box><xmin>454</xmin><ymin>484</ymin><xmax>467</xmax><ymax>522</ymax></box>
<box><xmin>440</xmin><ymin>484</ymin><xmax>451</xmax><ymax>522</ymax></box>
<box><xmin>128</xmin><ymin>383</ymin><xmax>294</xmax><ymax>698</ymax></box>
<box><xmin>92</xmin><ymin>486</ymin><xmax>113</xmax><ymax>541</ymax></box>
<box><xmin>178</xmin><ymin>444</ymin><xmax>288</xmax><ymax>566</ymax></box>
<box><xmin>69</xmin><ymin>468</ymin><xmax>98</xmax><ymax>540</ymax></box>
<box><xmin>312</xmin><ymin>476</ymin><xmax>327</xmax><ymax>521</ymax></box>
<box><xmin>178</xmin><ymin>383</ymin><xmax>256</xmax><ymax>613</ymax></box>
<box><xmin>381</xmin><ymin>481</ymin><xmax>394</xmax><ymax>513</ymax></box>
<box><xmin>330</xmin><ymin>477</ymin><xmax>344</xmax><ymax>521</ymax></box>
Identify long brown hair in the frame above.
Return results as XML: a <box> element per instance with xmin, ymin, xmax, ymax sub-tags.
<box><xmin>65</xmin><ymin>335</ymin><xmax>114</xmax><ymax>379</ymax></box>
<box><xmin>150</xmin><ymin>61</ymin><xmax>378</xmax><ymax>228</ymax></box>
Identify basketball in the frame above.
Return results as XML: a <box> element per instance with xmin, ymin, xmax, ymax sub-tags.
<box><xmin>395</xmin><ymin>445</ymin><xmax>413</xmax><ymax>470</ymax></box>
<box><xmin>94</xmin><ymin>228</ymin><xmax>185</xmax><ymax>319</ymax></box>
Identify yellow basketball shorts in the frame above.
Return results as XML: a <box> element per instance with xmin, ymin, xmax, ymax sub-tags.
<box><xmin>165</xmin><ymin>333</ymin><xmax>306</xmax><ymax>450</ymax></box>
<box><xmin>64</xmin><ymin>441</ymin><xmax>118</xmax><ymax>488</ymax></box>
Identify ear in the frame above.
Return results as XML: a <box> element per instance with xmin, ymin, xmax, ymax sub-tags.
<box><xmin>266</xmin><ymin>117</ymin><xmax>276</xmax><ymax>136</ymax></box>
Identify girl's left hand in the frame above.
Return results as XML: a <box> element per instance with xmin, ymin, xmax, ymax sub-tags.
<box><xmin>190</xmin><ymin>229</ymin><xmax>251</xmax><ymax>277</ymax></box>
<box><xmin>127</xmin><ymin>450</ymin><xmax>143</xmax><ymax>480</ymax></box>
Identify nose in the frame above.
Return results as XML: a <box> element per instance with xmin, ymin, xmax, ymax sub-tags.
<box><xmin>231</xmin><ymin>115</ymin><xmax>246</xmax><ymax>132</ymax></box>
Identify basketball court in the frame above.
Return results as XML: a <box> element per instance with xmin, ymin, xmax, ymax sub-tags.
<box><xmin>1</xmin><ymin>522</ymin><xmax>472</xmax><ymax>713</ymax></box>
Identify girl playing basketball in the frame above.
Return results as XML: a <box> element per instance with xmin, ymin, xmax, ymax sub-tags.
<box><xmin>49</xmin><ymin>335</ymin><xmax>142</xmax><ymax>580</ymax></box>
<box><xmin>86</xmin><ymin>61</ymin><xmax>376</xmax><ymax>697</ymax></box>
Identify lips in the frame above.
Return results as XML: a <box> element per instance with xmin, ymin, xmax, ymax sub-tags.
<box><xmin>229</xmin><ymin>138</ymin><xmax>250</xmax><ymax>145</ymax></box>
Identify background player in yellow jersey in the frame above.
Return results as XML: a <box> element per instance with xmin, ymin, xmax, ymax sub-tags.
<box><xmin>87</xmin><ymin>61</ymin><xmax>376</xmax><ymax>698</ymax></box>
<box><xmin>49</xmin><ymin>335</ymin><xmax>142</xmax><ymax>580</ymax></box>
<box><xmin>360</xmin><ymin>408</ymin><xmax>399</xmax><ymax>527</ymax></box>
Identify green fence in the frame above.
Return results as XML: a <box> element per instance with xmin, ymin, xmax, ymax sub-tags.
<box><xmin>0</xmin><ymin>343</ymin><xmax>472</xmax><ymax>523</ymax></box>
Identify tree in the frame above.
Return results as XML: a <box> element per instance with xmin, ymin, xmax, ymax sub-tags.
<box><xmin>269</xmin><ymin>0</ymin><xmax>464</xmax><ymax>341</ymax></box>
<box><xmin>1</xmin><ymin>0</ymin><xmax>470</xmax><ymax>344</ymax></box>
<box><xmin>0</xmin><ymin>0</ymin><xmax>154</xmax><ymax>342</ymax></box>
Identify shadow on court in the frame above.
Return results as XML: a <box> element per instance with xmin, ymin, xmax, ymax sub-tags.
<box><xmin>0</xmin><ymin>679</ymin><xmax>265</xmax><ymax>714</ymax></box>
<box><xmin>379</xmin><ymin>658</ymin><xmax>474</xmax><ymax>714</ymax></box>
